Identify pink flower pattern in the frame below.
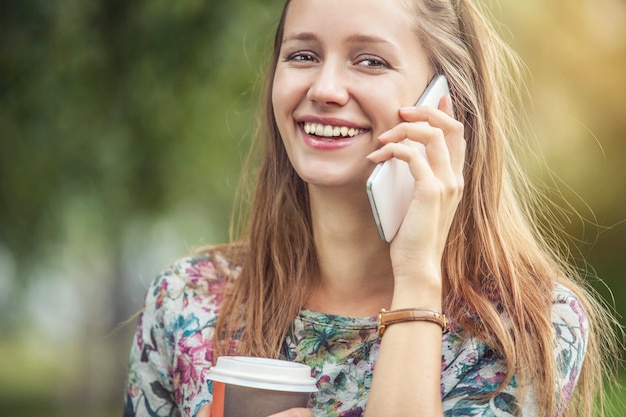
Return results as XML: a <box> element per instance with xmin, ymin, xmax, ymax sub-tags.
<box><xmin>124</xmin><ymin>253</ymin><xmax>588</xmax><ymax>417</ymax></box>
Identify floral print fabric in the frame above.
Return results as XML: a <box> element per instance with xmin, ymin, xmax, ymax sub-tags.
<box><xmin>123</xmin><ymin>253</ymin><xmax>588</xmax><ymax>417</ymax></box>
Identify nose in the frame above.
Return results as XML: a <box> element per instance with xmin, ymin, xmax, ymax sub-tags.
<box><xmin>306</xmin><ymin>59</ymin><xmax>350</xmax><ymax>107</ymax></box>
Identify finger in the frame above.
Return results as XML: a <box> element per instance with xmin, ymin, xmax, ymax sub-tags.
<box><xmin>438</xmin><ymin>94</ymin><xmax>455</xmax><ymax>118</ymax></box>
<box><xmin>367</xmin><ymin>141</ymin><xmax>423</xmax><ymax>163</ymax></box>
<box><xmin>267</xmin><ymin>408</ymin><xmax>315</xmax><ymax>417</ymax></box>
<box><xmin>398</xmin><ymin>105</ymin><xmax>465</xmax><ymax>175</ymax></box>
<box><xmin>197</xmin><ymin>403</ymin><xmax>212</xmax><ymax>417</ymax></box>
<box><xmin>436</xmin><ymin>95</ymin><xmax>465</xmax><ymax>174</ymax></box>
<box><xmin>378</xmin><ymin>120</ymin><xmax>435</xmax><ymax>145</ymax></box>
<box><xmin>397</xmin><ymin>102</ymin><xmax>453</xmax><ymax>127</ymax></box>
<box><xmin>375</xmin><ymin>122</ymin><xmax>453</xmax><ymax>180</ymax></box>
<box><xmin>367</xmin><ymin>141</ymin><xmax>433</xmax><ymax>183</ymax></box>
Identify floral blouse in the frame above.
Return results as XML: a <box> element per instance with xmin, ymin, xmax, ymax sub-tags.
<box><xmin>123</xmin><ymin>252</ymin><xmax>588</xmax><ymax>417</ymax></box>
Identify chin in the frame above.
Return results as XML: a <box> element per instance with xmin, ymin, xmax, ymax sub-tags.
<box><xmin>299</xmin><ymin>172</ymin><xmax>368</xmax><ymax>190</ymax></box>
<box><xmin>289</xmin><ymin>157</ymin><xmax>374</xmax><ymax>190</ymax></box>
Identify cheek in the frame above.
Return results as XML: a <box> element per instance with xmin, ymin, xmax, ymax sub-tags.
<box><xmin>361</xmin><ymin>81</ymin><xmax>427</xmax><ymax>133</ymax></box>
<box><xmin>271</xmin><ymin>77</ymin><xmax>296</xmax><ymax>152</ymax></box>
<box><xmin>272</xmin><ymin>69</ymin><xmax>299</xmax><ymax>114</ymax></box>
<box><xmin>271</xmin><ymin>77</ymin><xmax>283</xmax><ymax>120</ymax></box>
<box><xmin>272</xmin><ymin>91</ymin><xmax>291</xmax><ymax>144</ymax></box>
<box><xmin>364</xmin><ymin>99</ymin><xmax>403</xmax><ymax>135</ymax></box>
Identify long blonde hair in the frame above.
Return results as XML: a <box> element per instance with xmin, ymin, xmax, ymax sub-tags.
<box><xmin>212</xmin><ymin>1</ymin><xmax>621</xmax><ymax>416</ymax></box>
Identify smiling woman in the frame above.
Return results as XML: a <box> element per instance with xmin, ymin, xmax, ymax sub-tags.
<box><xmin>123</xmin><ymin>0</ymin><xmax>621</xmax><ymax>417</ymax></box>
<box><xmin>272</xmin><ymin>0</ymin><xmax>430</xmax><ymax>188</ymax></box>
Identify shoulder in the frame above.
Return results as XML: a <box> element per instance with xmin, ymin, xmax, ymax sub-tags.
<box><xmin>131</xmin><ymin>247</ymin><xmax>243</xmax><ymax>415</ymax></box>
<box><xmin>441</xmin><ymin>283</ymin><xmax>590</xmax><ymax>414</ymax></box>
<box><xmin>442</xmin><ymin>283</ymin><xmax>589</xmax><ymax>374</ymax></box>
<box><xmin>149</xmin><ymin>247</ymin><xmax>242</xmax><ymax>301</ymax></box>
<box><xmin>551</xmin><ymin>282</ymin><xmax>588</xmax><ymax>335</ymax></box>
<box><xmin>551</xmin><ymin>282</ymin><xmax>589</xmax><ymax>370</ymax></box>
<box><xmin>551</xmin><ymin>283</ymin><xmax>589</xmax><ymax>405</ymax></box>
<box><xmin>141</xmin><ymin>247</ymin><xmax>243</xmax><ymax>333</ymax></box>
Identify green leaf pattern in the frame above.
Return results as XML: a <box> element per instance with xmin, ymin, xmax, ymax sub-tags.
<box><xmin>124</xmin><ymin>254</ymin><xmax>588</xmax><ymax>417</ymax></box>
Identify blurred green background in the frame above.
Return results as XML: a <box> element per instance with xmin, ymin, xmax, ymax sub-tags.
<box><xmin>0</xmin><ymin>0</ymin><xmax>624</xmax><ymax>416</ymax></box>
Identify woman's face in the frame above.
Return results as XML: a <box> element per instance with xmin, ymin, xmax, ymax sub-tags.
<box><xmin>272</xmin><ymin>0</ymin><xmax>432</xmax><ymax>189</ymax></box>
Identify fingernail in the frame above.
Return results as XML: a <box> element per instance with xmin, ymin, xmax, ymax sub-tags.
<box><xmin>378</xmin><ymin>129</ymin><xmax>392</xmax><ymax>141</ymax></box>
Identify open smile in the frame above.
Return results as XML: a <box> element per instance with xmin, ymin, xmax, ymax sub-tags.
<box><xmin>302</xmin><ymin>122</ymin><xmax>368</xmax><ymax>139</ymax></box>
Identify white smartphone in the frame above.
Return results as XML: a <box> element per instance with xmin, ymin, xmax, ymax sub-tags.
<box><xmin>366</xmin><ymin>74</ymin><xmax>450</xmax><ymax>242</ymax></box>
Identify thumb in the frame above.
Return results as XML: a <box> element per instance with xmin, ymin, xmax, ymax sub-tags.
<box><xmin>268</xmin><ymin>408</ymin><xmax>314</xmax><ymax>417</ymax></box>
<box><xmin>197</xmin><ymin>403</ymin><xmax>212</xmax><ymax>417</ymax></box>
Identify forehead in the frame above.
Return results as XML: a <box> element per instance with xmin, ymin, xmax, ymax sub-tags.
<box><xmin>282</xmin><ymin>0</ymin><xmax>418</xmax><ymax>46</ymax></box>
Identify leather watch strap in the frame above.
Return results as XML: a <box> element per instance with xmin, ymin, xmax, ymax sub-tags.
<box><xmin>378</xmin><ymin>308</ymin><xmax>448</xmax><ymax>336</ymax></box>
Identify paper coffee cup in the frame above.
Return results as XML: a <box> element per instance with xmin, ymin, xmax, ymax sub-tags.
<box><xmin>207</xmin><ymin>356</ymin><xmax>318</xmax><ymax>417</ymax></box>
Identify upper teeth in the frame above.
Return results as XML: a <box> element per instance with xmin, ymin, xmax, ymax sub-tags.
<box><xmin>303</xmin><ymin>122</ymin><xmax>363</xmax><ymax>138</ymax></box>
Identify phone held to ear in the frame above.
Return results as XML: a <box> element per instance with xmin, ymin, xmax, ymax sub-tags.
<box><xmin>366</xmin><ymin>74</ymin><xmax>450</xmax><ymax>243</ymax></box>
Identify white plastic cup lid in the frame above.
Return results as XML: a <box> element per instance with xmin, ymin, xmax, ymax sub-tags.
<box><xmin>207</xmin><ymin>356</ymin><xmax>318</xmax><ymax>393</ymax></box>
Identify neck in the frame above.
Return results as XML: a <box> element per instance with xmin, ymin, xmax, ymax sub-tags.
<box><xmin>305</xmin><ymin>185</ymin><xmax>394</xmax><ymax>317</ymax></box>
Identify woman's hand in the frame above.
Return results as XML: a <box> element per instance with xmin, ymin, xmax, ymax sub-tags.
<box><xmin>363</xmin><ymin>94</ymin><xmax>461</xmax><ymax>417</ymax></box>
<box><xmin>268</xmin><ymin>410</ymin><xmax>314</xmax><ymax>417</ymax></box>
<box><xmin>197</xmin><ymin>403</ymin><xmax>314</xmax><ymax>417</ymax></box>
<box><xmin>367</xmin><ymin>95</ymin><xmax>465</xmax><ymax>300</ymax></box>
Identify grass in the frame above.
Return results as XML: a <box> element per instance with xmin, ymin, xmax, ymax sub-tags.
<box><xmin>0</xmin><ymin>340</ymin><xmax>120</xmax><ymax>417</ymax></box>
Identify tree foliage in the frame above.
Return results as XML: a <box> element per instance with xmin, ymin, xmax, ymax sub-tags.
<box><xmin>0</xmin><ymin>0</ymin><xmax>282</xmax><ymax>269</ymax></box>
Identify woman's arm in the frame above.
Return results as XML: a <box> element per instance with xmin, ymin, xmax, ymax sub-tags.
<box><xmin>124</xmin><ymin>273</ymin><xmax>178</xmax><ymax>417</ymax></box>
<box><xmin>364</xmin><ymin>95</ymin><xmax>465</xmax><ymax>417</ymax></box>
<box><xmin>365</xmin><ymin>278</ymin><xmax>445</xmax><ymax>417</ymax></box>
<box><xmin>196</xmin><ymin>404</ymin><xmax>314</xmax><ymax>417</ymax></box>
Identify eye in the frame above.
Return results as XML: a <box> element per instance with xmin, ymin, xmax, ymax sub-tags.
<box><xmin>284</xmin><ymin>51</ymin><xmax>318</xmax><ymax>63</ymax></box>
<box><xmin>355</xmin><ymin>55</ymin><xmax>389</xmax><ymax>69</ymax></box>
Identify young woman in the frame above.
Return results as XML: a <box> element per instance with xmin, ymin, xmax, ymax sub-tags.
<box><xmin>124</xmin><ymin>0</ymin><xmax>620</xmax><ymax>416</ymax></box>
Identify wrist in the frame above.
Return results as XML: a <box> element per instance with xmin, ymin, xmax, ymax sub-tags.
<box><xmin>378</xmin><ymin>308</ymin><xmax>448</xmax><ymax>336</ymax></box>
<box><xmin>390</xmin><ymin>272</ymin><xmax>442</xmax><ymax>310</ymax></box>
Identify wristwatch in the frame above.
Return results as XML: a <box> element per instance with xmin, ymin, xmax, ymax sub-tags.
<box><xmin>378</xmin><ymin>308</ymin><xmax>448</xmax><ymax>336</ymax></box>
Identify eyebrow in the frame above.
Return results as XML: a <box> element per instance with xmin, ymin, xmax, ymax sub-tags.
<box><xmin>281</xmin><ymin>32</ymin><xmax>318</xmax><ymax>44</ymax></box>
<box><xmin>282</xmin><ymin>32</ymin><xmax>399</xmax><ymax>50</ymax></box>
